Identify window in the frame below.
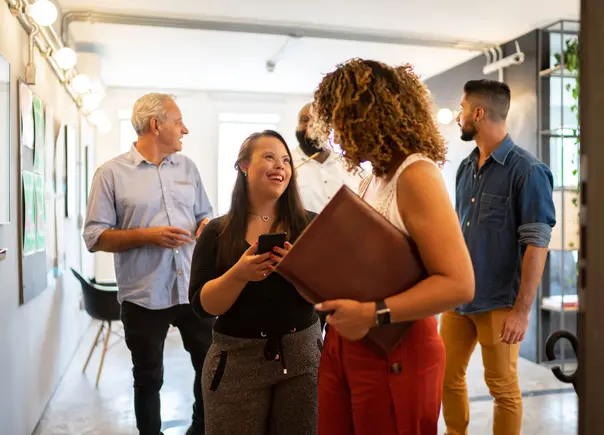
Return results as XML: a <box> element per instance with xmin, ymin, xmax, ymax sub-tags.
<box><xmin>119</xmin><ymin>119</ymin><xmax>137</xmax><ymax>154</ymax></box>
<box><xmin>217</xmin><ymin>113</ymin><xmax>279</xmax><ymax>215</ymax></box>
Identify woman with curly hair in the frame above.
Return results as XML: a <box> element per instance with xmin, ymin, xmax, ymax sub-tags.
<box><xmin>310</xmin><ymin>59</ymin><xmax>475</xmax><ymax>435</ymax></box>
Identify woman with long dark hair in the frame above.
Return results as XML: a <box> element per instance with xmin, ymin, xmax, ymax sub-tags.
<box><xmin>188</xmin><ymin>130</ymin><xmax>321</xmax><ymax>435</ymax></box>
<box><xmin>309</xmin><ymin>59</ymin><xmax>475</xmax><ymax>434</ymax></box>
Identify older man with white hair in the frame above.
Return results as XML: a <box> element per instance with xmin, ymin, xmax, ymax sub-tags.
<box><xmin>83</xmin><ymin>93</ymin><xmax>213</xmax><ymax>435</ymax></box>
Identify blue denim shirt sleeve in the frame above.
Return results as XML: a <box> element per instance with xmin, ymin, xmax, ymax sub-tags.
<box><xmin>516</xmin><ymin>162</ymin><xmax>556</xmax><ymax>248</ymax></box>
<box><xmin>83</xmin><ymin>167</ymin><xmax>117</xmax><ymax>252</ymax></box>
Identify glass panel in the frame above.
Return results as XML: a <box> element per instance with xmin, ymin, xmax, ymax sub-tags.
<box><xmin>0</xmin><ymin>53</ymin><xmax>9</xmax><ymax>224</ymax></box>
<box><xmin>544</xmin><ymin>20</ymin><xmax>580</xmax><ymax>34</ymax></box>
<box><xmin>548</xmin><ymin>250</ymin><xmax>578</xmax><ymax>297</ymax></box>
<box><xmin>549</xmin><ymin>136</ymin><xmax>579</xmax><ymax>188</ymax></box>
<box><xmin>548</xmin><ymin>76</ymin><xmax>579</xmax><ymax>132</ymax></box>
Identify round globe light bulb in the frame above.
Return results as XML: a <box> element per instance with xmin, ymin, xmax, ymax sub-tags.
<box><xmin>81</xmin><ymin>93</ymin><xmax>103</xmax><ymax>112</ymax></box>
<box><xmin>27</xmin><ymin>0</ymin><xmax>58</xmax><ymax>27</ymax></box>
<box><xmin>437</xmin><ymin>108</ymin><xmax>454</xmax><ymax>125</ymax></box>
<box><xmin>71</xmin><ymin>74</ymin><xmax>91</xmax><ymax>94</ymax></box>
<box><xmin>53</xmin><ymin>47</ymin><xmax>77</xmax><ymax>70</ymax></box>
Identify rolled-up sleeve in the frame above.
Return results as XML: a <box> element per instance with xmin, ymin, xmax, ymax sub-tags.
<box><xmin>517</xmin><ymin>162</ymin><xmax>556</xmax><ymax>248</ymax></box>
<box><xmin>193</xmin><ymin>167</ymin><xmax>214</xmax><ymax>223</ymax></box>
<box><xmin>83</xmin><ymin>167</ymin><xmax>117</xmax><ymax>252</ymax></box>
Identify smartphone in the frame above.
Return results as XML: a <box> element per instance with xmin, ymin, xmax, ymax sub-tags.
<box><xmin>257</xmin><ymin>232</ymin><xmax>287</xmax><ymax>254</ymax></box>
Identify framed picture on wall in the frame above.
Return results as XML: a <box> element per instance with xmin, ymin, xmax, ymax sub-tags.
<box><xmin>0</xmin><ymin>53</ymin><xmax>10</xmax><ymax>224</ymax></box>
<box><xmin>65</xmin><ymin>124</ymin><xmax>77</xmax><ymax>218</ymax></box>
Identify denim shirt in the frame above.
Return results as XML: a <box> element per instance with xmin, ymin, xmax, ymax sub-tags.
<box><xmin>455</xmin><ymin>135</ymin><xmax>556</xmax><ymax>314</ymax></box>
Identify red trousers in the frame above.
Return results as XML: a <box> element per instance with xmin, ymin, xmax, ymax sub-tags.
<box><xmin>318</xmin><ymin>316</ymin><xmax>445</xmax><ymax>435</ymax></box>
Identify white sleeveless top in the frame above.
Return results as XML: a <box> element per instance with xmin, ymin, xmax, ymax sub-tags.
<box><xmin>361</xmin><ymin>154</ymin><xmax>439</xmax><ymax>235</ymax></box>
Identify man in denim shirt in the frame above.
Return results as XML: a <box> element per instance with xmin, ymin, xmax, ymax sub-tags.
<box><xmin>83</xmin><ymin>93</ymin><xmax>214</xmax><ymax>435</ymax></box>
<box><xmin>440</xmin><ymin>80</ymin><xmax>556</xmax><ymax>435</ymax></box>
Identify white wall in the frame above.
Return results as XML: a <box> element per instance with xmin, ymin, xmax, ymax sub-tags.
<box><xmin>94</xmin><ymin>87</ymin><xmax>310</xmax><ymax>280</ymax></box>
<box><xmin>0</xmin><ymin>64</ymin><xmax>8</xmax><ymax>224</ymax></box>
<box><xmin>438</xmin><ymin>121</ymin><xmax>477</xmax><ymax>203</ymax></box>
<box><xmin>0</xmin><ymin>6</ymin><xmax>92</xmax><ymax>435</ymax></box>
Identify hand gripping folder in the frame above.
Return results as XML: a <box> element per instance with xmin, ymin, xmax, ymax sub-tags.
<box><xmin>276</xmin><ymin>185</ymin><xmax>427</xmax><ymax>358</ymax></box>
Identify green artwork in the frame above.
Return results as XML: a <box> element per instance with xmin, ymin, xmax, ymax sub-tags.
<box><xmin>32</xmin><ymin>95</ymin><xmax>45</xmax><ymax>174</ymax></box>
<box><xmin>22</xmin><ymin>171</ymin><xmax>36</xmax><ymax>255</ymax></box>
<box><xmin>34</xmin><ymin>173</ymin><xmax>45</xmax><ymax>251</ymax></box>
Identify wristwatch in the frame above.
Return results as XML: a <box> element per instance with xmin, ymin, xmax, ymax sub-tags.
<box><xmin>375</xmin><ymin>300</ymin><xmax>391</xmax><ymax>326</ymax></box>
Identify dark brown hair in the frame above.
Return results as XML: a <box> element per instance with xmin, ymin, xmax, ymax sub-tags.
<box><xmin>310</xmin><ymin>59</ymin><xmax>446</xmax><ymax>177</ymax></box>
<box><xmin>217</xmin><ymin>130</ymin><xmax>309</xmax><ymax>268</ymax></box>
<box><xmin>463</xmin><ymin>79</ymin><xmax>511</xmax><ymax>122</ymax></box>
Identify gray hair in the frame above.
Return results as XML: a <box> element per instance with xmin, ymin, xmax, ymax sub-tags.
<box><xmin>131</xmin><ymin>93</ymin><xmax>176</xmax><ymax>135</ymax></box>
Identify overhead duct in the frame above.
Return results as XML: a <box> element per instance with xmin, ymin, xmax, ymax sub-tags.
<box><xmin>61</xmin><ymin>9</ymin><xmax>492</xmax><ymax>52</ymax></box>
<box><xmin>482</xmin><ymin>40</ymin><xmax>525</xmax><ymax>81</ymax></box>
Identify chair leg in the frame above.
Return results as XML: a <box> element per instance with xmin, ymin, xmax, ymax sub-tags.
<box><xmin>96</xmin><ymin>321</ymin><xmax>112</xmax><ymax>387</ymax></box>
<box><xmin>83</xmin><ymin>322</ymin><xmax>105</xmax><ymax>373</ymax></box>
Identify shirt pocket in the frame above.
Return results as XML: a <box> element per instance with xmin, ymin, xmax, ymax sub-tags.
<box><xmin>478</xmin><ymin>193</ymin><xmax>509</xmax><ymax>231</ymax></box>
<box><xmin>172</xmin><ymin>182</ymin><xmax>195</xmax><ymax>208</ymax></box>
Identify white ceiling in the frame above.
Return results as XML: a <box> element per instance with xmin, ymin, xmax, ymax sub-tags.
<box><xmin>60</xmin><ymin>0</ymin><xmax>579</xmax><ymax>94</ymax></box>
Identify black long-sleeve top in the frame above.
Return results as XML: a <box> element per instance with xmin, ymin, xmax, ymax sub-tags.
<box><xmin>188</xmin><ymin>214</ymin><xmax>318</xmax><ymax>338</ymax></box>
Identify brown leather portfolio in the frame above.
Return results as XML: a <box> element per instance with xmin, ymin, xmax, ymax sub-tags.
<box><xmin>276</xmin><ymin>185</ymin><xmax>427</xmax><ymax>358</ymax></box>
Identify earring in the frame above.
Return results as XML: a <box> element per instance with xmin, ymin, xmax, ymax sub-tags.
<box><xmin>243</xmin><ymin>171</ymin><xmax>247</xmax><ymax>177</ymax></box>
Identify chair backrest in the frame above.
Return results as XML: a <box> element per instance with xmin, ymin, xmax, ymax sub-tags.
<box><xmin>71</xmin><ymin>268</ymin><xmax>121</xmax><ymax>322</ymax></box>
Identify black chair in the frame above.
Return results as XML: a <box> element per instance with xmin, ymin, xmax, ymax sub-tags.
<box><xmin>71</xmin><ymin>268</ymin><xmax>122</xmax><ymax>387</ymax></box>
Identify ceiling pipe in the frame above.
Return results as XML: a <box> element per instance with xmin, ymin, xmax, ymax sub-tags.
<box><xmin>6</xmin><ymin>0</ymin><xmax>81</xmax><ymax>107</ymax></box>
<box><xmin>61</xmin><ymin>9</ymin><xmax>492</xmax><ymax>52</ymax></box>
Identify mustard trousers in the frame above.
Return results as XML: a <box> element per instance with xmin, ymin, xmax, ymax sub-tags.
<box><xmin>440</xmin><ymin>308</ymin><xmax>522</xmax><ymax>435</ymax></box>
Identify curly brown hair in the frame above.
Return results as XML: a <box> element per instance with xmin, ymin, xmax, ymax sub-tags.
<box><xmin>310</xmin><ymin>59</ymin><xmax>446</xmax><ymax>177</ymax></box>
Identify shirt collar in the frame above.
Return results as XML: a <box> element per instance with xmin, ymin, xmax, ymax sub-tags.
<box><xmin>129</xmin><ymin>143</ymin><xmax>178</xmax><ymax>166</ymax></box>
<box><xmin>470</xmin><ymin>134</ymin><xmax>515</xmax><ymax>166</ymax></box>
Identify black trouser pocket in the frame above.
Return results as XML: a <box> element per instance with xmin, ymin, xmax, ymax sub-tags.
<box><xmin>210</xmin><ymin>351</ymin><xmax>228</xmax><ymax>391</ymax></box>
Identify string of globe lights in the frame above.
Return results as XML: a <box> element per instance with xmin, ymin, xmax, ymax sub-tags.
<box><xmin>5</xmin><ymin>0</ymin><xmax>111</xmax><ymax>132</ymax></box>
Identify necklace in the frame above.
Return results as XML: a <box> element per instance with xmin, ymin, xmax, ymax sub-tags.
<box><xmin>249</xmin><ymin>212</ymin><xmax>272</xmax><ymax>222</ymax></box>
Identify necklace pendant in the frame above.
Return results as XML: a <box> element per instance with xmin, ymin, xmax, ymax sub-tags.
<box><xmin>262</xmin><ymin>216</ymin><xmax>269</xmax><ymax>222</ymax></box>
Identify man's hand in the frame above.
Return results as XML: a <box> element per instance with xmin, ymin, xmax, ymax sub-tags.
<box><xmin>146</xmin><ymin>226</ymin><xmax>192</xmax><ymax>249</ymax></box>
<box><xmin>499</xmin><ymin>309</ymin><xmax>530</xmax><ymax>344</ymax></box>
<box><xmin>196</xmin><ymin>218</ymin><xmax>210</xmax><ymax>239</ymax></box>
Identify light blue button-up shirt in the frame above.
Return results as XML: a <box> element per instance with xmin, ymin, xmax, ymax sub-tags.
<box><xmin>83</xmin><ymin>145</ymin><xmax>213</xmax><ymax>310</ymax></box>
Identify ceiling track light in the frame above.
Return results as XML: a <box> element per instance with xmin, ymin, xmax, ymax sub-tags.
<box><xmin>5</xmin><ymin>0</ymin><xmax>106</xmax><ymax>130</ymax></box>
<box><xmin>26</xmin><ymin>0</ymin><xmax>57</xmax><ymax>27</ymax></box>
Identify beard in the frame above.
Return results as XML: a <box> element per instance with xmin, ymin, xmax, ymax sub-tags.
<box><xmin>460</xmin><ymin>123</ymin><xmax>478</xmax><ymax>142</ymax></box>
<box><xmin>296</xmin><ymin>130</ymin><xmax>322</xmax><ymax>157</ymax></box>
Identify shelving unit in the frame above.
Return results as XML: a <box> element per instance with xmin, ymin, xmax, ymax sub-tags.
<box><xmin>536</xmin><ymin>20</ymin><xmax>580</xmax><ymax>366</ymax></box>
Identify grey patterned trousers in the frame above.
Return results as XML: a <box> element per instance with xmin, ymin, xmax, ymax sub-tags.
<box><xmin>202</xmin><ymin>320</ymin><xmax>322</xmax><ymax>435</ymax></box>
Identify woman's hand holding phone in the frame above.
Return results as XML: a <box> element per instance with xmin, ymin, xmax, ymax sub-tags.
<box><xmin>231</xmin><ymin>243</ymin><xmax>274</xmax><ymax>283</ymax></box>
<box><xmin>268</xmin><ymin>242</ymin><xmax>293</xmax><ymax>272</ymax></box>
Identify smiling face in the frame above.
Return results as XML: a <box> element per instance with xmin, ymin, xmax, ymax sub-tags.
<box><xmin>156</xmin><ymin>99</ymin><xmax>189</xmax><ymax>154</ymax></box>
<box><xmin>242</xmin><ymin>136</ymin><xmax>292</xmax><ymax>201</ymax></box>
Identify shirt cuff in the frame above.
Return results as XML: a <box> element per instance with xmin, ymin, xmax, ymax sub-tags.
<box><xmin>83</xmin><ymin>225</ymin><xmax>110</xmax><ymax>252</ymax></box>
<box><xmin>518</xmin><ymin>223</ymin><xmax>552</xmax><ymax>248</ymax></box>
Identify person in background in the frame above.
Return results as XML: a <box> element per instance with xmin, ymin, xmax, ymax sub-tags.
<box><xmin>83</xmin><ymin>93</ymin><xmax>214</xmax><ymax>435</ymax></box>
<box><xmin>188</xmin><ymin>130</ymin><xmax>321</xmax><ymax>435</ymax></box>
<box><xmin>441</xmin><ymin>79</ymin><xmax>556</xmax><ymax>435</ymax></box>
<box><xmin>293</xmin><ymin>103</ymin><xmax>362</xmax><ymax>213</ymax></box>
<box><xmin>309</xmin><ymin>59</ymin><xmax>475</xmax><ymax>435</ymax></box>
<box><xmin>294</xmin><ymin>103</ymin><xmax>365</xmax><ymax>333</ymax></box>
